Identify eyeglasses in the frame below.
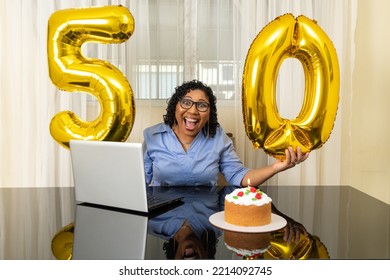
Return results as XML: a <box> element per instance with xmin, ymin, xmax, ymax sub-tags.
<box><xmin>179</xmin><ymin>99</ymin><xmax>210</xmax><ymax>112</ymax></box>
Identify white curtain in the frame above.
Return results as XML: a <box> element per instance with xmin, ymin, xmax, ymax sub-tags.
<box><xmin>0</xmin><ymin>0</ymin><xmax>357</xmax><ymax>259</ymax></box>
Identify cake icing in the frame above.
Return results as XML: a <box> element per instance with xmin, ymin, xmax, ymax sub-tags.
<box><xmin>224</xmin><ymin>243</ymin><xmax>270</xmax><ymax>257</ymax></box>
<box><xmin>225</xmin><ymin>187</ymin><xmax>272</xmax><ymax>206</ymax></box>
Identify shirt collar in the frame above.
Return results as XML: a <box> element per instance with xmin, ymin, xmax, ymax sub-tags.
<box><xmin>150</xmin><ymin>123</ymin><xmax>172</xmax><ymax>135</ymax></box>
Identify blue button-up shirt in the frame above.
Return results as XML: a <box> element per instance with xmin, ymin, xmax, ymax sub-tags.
<box><xmin>143</xmin><ymin>123</ymin><xmax>248</xmax><ymax>186</ymax></box>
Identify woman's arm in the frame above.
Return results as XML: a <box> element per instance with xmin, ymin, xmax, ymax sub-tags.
<box><xmin>241</xmin><ymin>146</ymin><xmax>309</xmax><ymax>187</ymax></box>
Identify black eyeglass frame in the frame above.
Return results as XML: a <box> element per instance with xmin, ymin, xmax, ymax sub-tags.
<box><xmin>179</xmin><ymin>99</ymin><xmax>210</xmax><ymax>112</ymax></box>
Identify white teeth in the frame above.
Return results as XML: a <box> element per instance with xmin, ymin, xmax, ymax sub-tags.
<box><xmin>185</xmin><ymin>118</ymin><xmax>197</xmax><ymax>123</ymax></box>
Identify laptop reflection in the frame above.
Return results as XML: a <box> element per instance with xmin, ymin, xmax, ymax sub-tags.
<box><xmin>72</xmin><ymin>204</ymin><xmax>148</xmax><ymax>260</ymax></box>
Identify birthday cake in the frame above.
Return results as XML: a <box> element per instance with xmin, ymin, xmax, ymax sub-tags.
<box><xmin>224</xmin><ymin>187</ymin><xmax>272</xmax><ymax>226</ymax></box>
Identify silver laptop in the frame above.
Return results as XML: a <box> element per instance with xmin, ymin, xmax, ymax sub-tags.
<box><xmin>72</xmin><ymin>203</ymin><xmax>148</xmax><ymax>259</ymax></box>
<box><xmin>69</xmin><ymin>140</ymin><xmax>183</xmax><ymax>213</ymax></box>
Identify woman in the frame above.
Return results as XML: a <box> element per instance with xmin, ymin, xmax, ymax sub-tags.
<box><xmin>143</xmin><ymin>79</ymin><xmax>309</xmax><ymax>187</ymax></box>
<box><xmin>145</xmin><ymin>80</ymin><xmax>309</xmax><ymax>252</ymax></box>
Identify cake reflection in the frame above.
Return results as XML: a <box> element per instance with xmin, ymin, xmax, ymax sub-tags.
<box><xmin>223</xmin><ymin>230</ymin><xmax>271</xmax><ymax>259</ymax></box>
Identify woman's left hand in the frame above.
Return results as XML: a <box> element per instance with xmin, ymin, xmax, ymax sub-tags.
<box><xmin>272</xmin><ymin>146</ymin><xmax>309</xmax><ymax>173</ymax></box>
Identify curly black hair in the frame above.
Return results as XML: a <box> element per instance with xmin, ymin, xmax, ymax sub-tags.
<box><xmin>163</xmin><ymin>80</ymin><xmax>219</xmax><ymax>137</ymax></box>
<box><xmin>162</xmin><ymin>229</ymin><xmax>218</xmax><ymax>259</ymax></box>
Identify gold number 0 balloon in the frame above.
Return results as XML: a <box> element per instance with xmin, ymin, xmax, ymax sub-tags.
<box><xmin>242</xmin><ymin>14</ymin><xmax>340</xmax><ymax>159</ymax></box>
<box><xmin>47</xmin><ymin>6</ymin><xmax>135</xmax><ymax>148</ymax></box>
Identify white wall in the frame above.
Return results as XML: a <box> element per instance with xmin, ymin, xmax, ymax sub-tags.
<box><xmin>349</xmin><ymin>0</ymin><xmax>390</xmax><ymax>204</ymax></box>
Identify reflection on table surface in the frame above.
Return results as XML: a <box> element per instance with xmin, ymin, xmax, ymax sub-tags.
<box><xmin>53</xmin><ymin>199</ymin><xmax>329</xmax><ymax>260</ymax></box>
<box><xmin>1</xmin><ymin>185</ymin><xmax>389</xmax><ymax>259</ymax></box>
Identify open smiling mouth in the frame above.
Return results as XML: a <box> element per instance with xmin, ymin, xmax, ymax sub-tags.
<box><xmin>184</xmin><ymin>117</ymin><xmax>198</xmax><ymax>130</ymax></box>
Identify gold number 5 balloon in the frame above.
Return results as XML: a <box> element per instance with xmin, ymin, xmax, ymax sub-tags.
<box><xmin>242</xmin><ymin>14</ymin><xmax>340</xmax><ymax>159</ymax></box>
<box><xmin>47</xmin><ymin>6</ymin><xmax>135</xmax><ymax>149</ymax></box>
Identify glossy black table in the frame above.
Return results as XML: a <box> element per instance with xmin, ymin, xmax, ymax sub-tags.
<box><xmin>0</xmin><ymin>185</ymin><xmax>389</xmax><ymax>259</ymax></box>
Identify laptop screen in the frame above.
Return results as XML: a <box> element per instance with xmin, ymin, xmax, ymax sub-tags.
<box><xmin>70</xmin><ymin>140</ymin><xmax>149</xmax><ymax>212</ymax></box>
